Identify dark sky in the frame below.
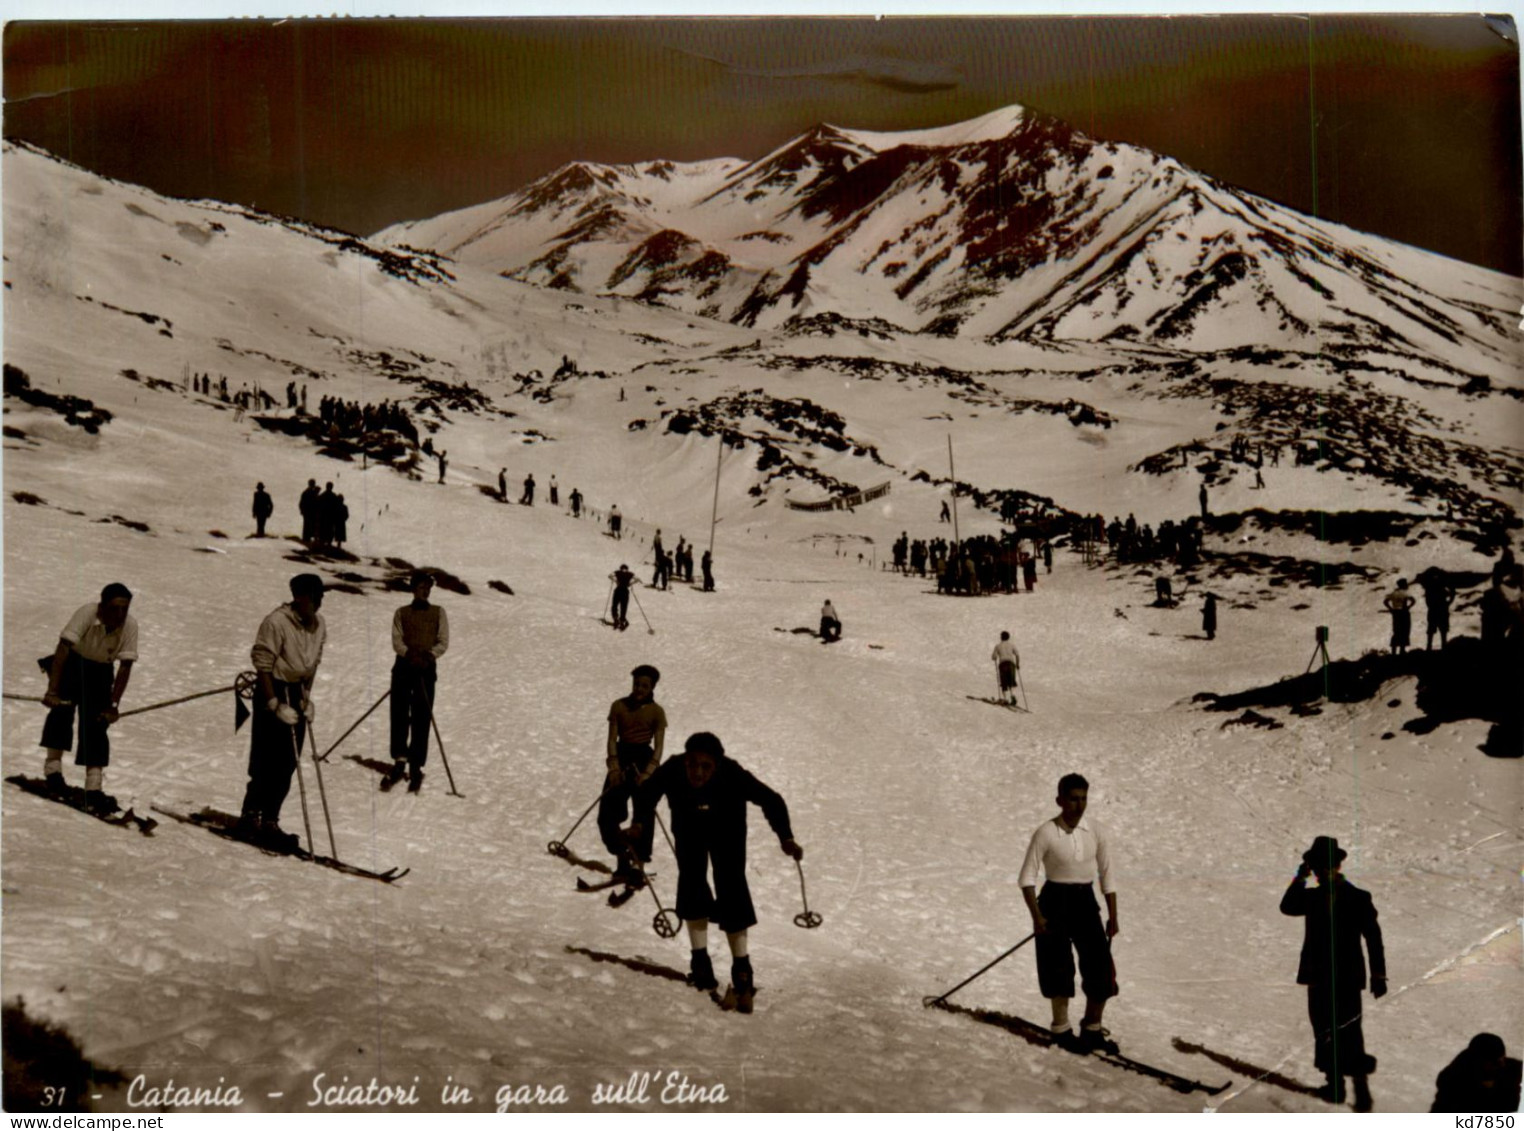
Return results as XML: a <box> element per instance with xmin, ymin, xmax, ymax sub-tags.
<box><xmin>4</xmin><ymin>16</ymin><xmax>1519</xmax><ymax>274</ymax></box>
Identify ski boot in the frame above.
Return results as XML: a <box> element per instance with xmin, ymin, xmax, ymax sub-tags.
<box><xmin>611</xmin><ymin>850</ymin><xmax>646</xmax><ymax>890</ymax></box>
<box><xmin>1078</xmin><ymin>1025</ymin><xmax>1119</xmax><ymax>1055</ymax></box>
<box><xmin>380</xmin><ymin>760</ymin><xmax>407</xmax><ymax>791</ymax></box>
<box><xmin>44</xmin><ymin>772</ymin><xmax>67</xmax><ymax>794</ymax></box>
<box><xmin>236</xmin><ymin>809</ymin><xmax>262</xmax><ymax>839</ymax></box>
<box><xmin>688</xmin><ymin>949</ymin><xmax>719</xmax><ymax>992</ymax></box>
<box><xmin>407</xmin><ymin>765</ymin><xmax>425</xmax><ymax>794</ymax></box>
<box><xmin>721</xmin><ymin>957</ymin><xmax>755</xmax><ymax>1014</ymax></box>
<box><xmin>83</xmin><ymin>790</ymin><xmax>119</xmax><ymax>815</ymax></box>
<box><xmin>261</xmin><ymin>822</ymin><xmax>301</xmax><ymax>853</ymax></box>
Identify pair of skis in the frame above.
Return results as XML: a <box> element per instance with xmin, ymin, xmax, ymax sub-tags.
<box><xmin>5</xmin><ymin>774</ymin><xmax>158</xmax><ymax>835</ymax></box>
<box><xmin>149</xmin><ymin>805</ymin><xmax>409</xmax><ymax>883</ymax></box>
<box><xmin>926</xmin><ymin>998</ymin><xmax>1228</xmax><ymax>1096</ymax></box>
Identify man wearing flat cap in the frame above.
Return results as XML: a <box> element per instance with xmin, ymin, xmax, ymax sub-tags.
<box><xmin>240</xmin><ymin>573</ymin><xmax>326</xmax><ymax>847</ymax></box>
<box><xmin>1280</xmin><ymin>835</ymin><xmax>1387</xmax><ymax>1111</ymax></box>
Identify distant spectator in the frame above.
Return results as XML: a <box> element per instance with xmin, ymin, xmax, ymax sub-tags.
<box><xmin>252</xmin><ymin>482</ymin><xmax>274</xmax><ymax>538</ymax></box>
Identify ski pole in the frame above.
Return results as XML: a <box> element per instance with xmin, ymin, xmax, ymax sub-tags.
<box><xmin>653</xmin><ymin>808</ymin><xmax>676</xmax><ymax>857</ymax></box>
<box><xmin>602</xmin><ymin>579</ymin><xmax>614</xmax><ymax>625</ymax></box>
<box><xmin>547</xmin><ymin>784</ymin><xmax>617</xmax><ymax>857</ymax></box>
<box><xmin>2</xmin><ymin>694</ymin><xmax>62</xmax><ymax>705</ymax></box>
<box><xmin>793</xmin><ymin>859</ymin><xmax>823</xmax><ymax>929</ymax></box>
<box><xmin>922</xmin><ymin>933</ymin><xmax>1036</xmax><ymax>1008</ymax></box>
<box><xmin>115</xmin><ymin>683</ymin><xmax>238</xmax><ymax>719</ymax></box>
<box><xmin>288</xmin><ymin>725</ymin><xmax>317</xmax><ymax>858</ymax></box>
<box><xmin>315</xmin><ymin>688</ymin><xmax>390</xmax><ymax>762</ymax></box>
<box><xmin>630</xmin><ymin>587</ymin><xmax>656</xmax><ymax>635</ymax></box>
<box><xmin>629</xmin><ymin>855</ymin><xmax>681</xmax><ymax>940</ymax></box>
<box><xmin>426</xmin><ymin>700</ymin><xmax>463</xmax><ymax>798</ymax></box>
<box><xmin>306</xmin><ymin>720</ymin><xmax>339</xmax><ymax>860</ymax></box>
<box><xmin>1018</xmin><ymin>671</ymin><xmax>1030</xmax><ymax>713</ymax></box>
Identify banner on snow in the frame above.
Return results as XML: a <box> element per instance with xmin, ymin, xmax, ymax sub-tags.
<box><xmin>784</xmin><ymin>482</ymin><xmax>891</xmax><ymax>512</ymax></box>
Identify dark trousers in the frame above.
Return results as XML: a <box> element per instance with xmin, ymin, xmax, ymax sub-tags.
<box><xmin>389</xmin><ymin>658</ymin><xmax>436</xmax><ymax>766</ymax></box>
<box><xmin>674</xmin><ymin>832</ymin><xmax>756</xmax><ymax>933</ymax></box>
<box><xmin>241</xmin><ymin>680</ymin><xmax>306</xmax><ymax>822</ymax></box>
<box><xmin>255</xmin><ymin>514</ymin><xmax>268</xmax><ymax>536</ymax></box>
<box><xmin>1035</xmin><ymin>883</ymin><xmax>1117</xmax><ymax>1001</ymax></box>
<box><xmin>611</xmin><ymin>589</ymin><xmax>630</xmax><ymax>624</ymax></box>
<box><xmin>40</xmin><ymin>655</ymin><xmax>114</xmax><ymax>767</ymax></box>
<box><xmin>1308</xmin><ymin>982</ymin><xmax>1373</xmax><ymax>1077</ymax></box>
<box><xmin>598</xmin><ymin>743</ymin><xmax>656</xmax><ymax>861</ymax></box>
<box><xmin>820</xmin><ymin>617</ymin><xmax>841</xmax><ymax>641</ymax></box>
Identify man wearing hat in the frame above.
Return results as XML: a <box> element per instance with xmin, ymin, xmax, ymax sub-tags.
<box><xmin>384</xmin><ymin>572</ymin><xmax>449</xmax><ymax>793</ymax></box>
<box><xmin>240</xmin><ymin>573</ymin><xmax>327</xmax><ymax>847</ymax></box>
<box><xmin>39</xmin><ymin>582</ymin><xmax>139</xmax><ymax>812</ymax></box>
<box><xmin>1280</xmin><ymin>836</ymin><xmax>1387</xmax><ymax>1110</ymax></box>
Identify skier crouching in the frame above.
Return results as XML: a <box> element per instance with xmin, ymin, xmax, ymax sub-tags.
<box><xmin>626</xmin><ymin>732</ymin><xmax>803</xmax><ymax>1013</ymax></box>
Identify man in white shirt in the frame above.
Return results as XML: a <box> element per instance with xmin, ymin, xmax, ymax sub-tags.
<box><xmin>991</xmin><ymin>631</ymin><xmax>1021</xmax><ymax>704</ymax></box>
<box><xmin>239</xmin><ymin>573</ymin><xmax>326</xmax><ymax>847</ymax></box>
<box><xmin>39</xmin><ymin>583</ymin><xmax>139</xmax><ymax>811</ymax></box>
<box><xmin>1018</xmin><ymin>773</ymin><xmax>1120</xmax><ymax>1054</ymax></box>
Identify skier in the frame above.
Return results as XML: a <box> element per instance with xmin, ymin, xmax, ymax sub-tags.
<box><xmin>1432</xmin><ymin>1034</ymin><xmax>1522</xmax><ymax>1113</ymax></box>
<box><xmin>1418</xmin><ymin>568</ymin><xmax>1455</xmax><ymax>651</ymax></box>
<box><xmin>1022</xmin><ymin>553</ymin><xmax>1038</xmax><ymax>593</ymax></box>
<box><xmin>240</xmin><ymin>574</ymin><xmax>326</xmax><ymax>848</ymax></box>
<box><xmin>1199</xmin><ymin>481</ymin><xmax>1209</xmax><ymax>520</ymax></box>
<box><xmin>298</xmin><ymin>479</ymin><xmax>320</xmax><ymax>543</ymax></box>
<box><xmin>609</xmin><ymin>564</ymin><xmax>635</xmax><ymax>631</ymax></box>
<box><xmin>383</xmin><ymin>572</ymin><xmax>450</xmax><ymax>793</ymax></box>
<box><xmin>252</xmin><ymin>482</ymin><xmax>274</xmax><ymax>537</ymax></box>
<box><xmin>521</xmin><ymin>473</ymin><xmax>536</xmax><ymax>505</ymax></box>
<box><xmin>1202</xmin><ymin>592</ymin><xmax>1218</xmax><ymax>641</ymax></box>
<box><xmin>991</xmin><ymin>631</ymin><xmax>1021</xmax><ymax>705</ymax></box>
<box><xmin>819</xmin><ymin>600</ymin><xmax>842</xmax><ymax>643</ymax></box>
<box><xmin>570</xmin><ymin>488</ymin><xmax>583</xmax><ymax>518</ymax></box>
<box><xmin>498</xmin><ymin>468</ymin><xmax>507</xmax><ymax>502</ymax></box>
<box><xmin>1383</xmin><ymin>579</ymin><xmax>1416</xmax><ymax>655</ymax></box>
<box><xmin>1153</xmin><ymin>575</ymin><xmax>1174</xmax><ymax>608</ymax></box>
<box><xmin>598</xmin><ymin>665</ymin><xmax>667</xmax><ymax>885</ymax></box>
<box><xmin>1043</xmin><ymin>540</ymin><xmax>1053</xmax><ymax>574</ymax></box>
<box><xmin>651</xmin><ymin>530</ymin><xmax>665</xmax><ymax>586</ymax></box>
<box><xmin>549</xmin><ymin>475</ymin><xmax>559</xmax><ymax>506</ymax></box>
<box><xmin>1018</xmin><ymin>773</ymin><xmax>1120</xmax><ymax>1054</ymax></box>
<box><xmin>701</xmin><ymin>548</ymin><xmax>714</xmax><ymax>592</ymax></box>
<box><xmin>1280</xmin><ymin>836</ymin><xmax>1386</xmax><ymax>1110</ymax></box>
<box><xmin>38</xmin><ymin>583</ymin><xmax>139</xmax><ymax>811</ymax></box>
<box><xmin>940</xmin><ymin>500</ymin><xmax>951</xmax><ymax>523</ymax></box>
<box><xmin>627</xmin><ymin>731</ymin><xmax>802</xmax><ymax>1013</ymax></box>
<box><xmin>609</xmin><ymin>504</ymin><xmax>622</xmax><ymax>540</ymax></box>
<box><xmin>436</xmin><ymin>449</ymin><xmax>448</xmax><ymax>485</ymax></box>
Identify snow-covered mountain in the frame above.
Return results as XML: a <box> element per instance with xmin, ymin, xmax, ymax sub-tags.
<box><xmin>375</xmin><ymin>104</ymin><xmax>1520</xmax><ymax>375</ymax></box>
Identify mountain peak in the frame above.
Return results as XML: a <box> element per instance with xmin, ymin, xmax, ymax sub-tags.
<box><xmin>831</xmin><ymin>104</ymin><xmax>1033</xmax><ymax>152</ymax></box>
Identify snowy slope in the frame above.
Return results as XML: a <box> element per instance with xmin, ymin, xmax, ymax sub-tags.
<box><xmin>3</xmin><ymin>139</ymin><xmax>1521</xmax><ymax>1114</ymax></box>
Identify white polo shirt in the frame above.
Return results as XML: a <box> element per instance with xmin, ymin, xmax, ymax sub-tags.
<box><xmin>60</xmin><ymin>603</ymin><xmax>139</xmax><ymax>664</ymax></box>
<box><xmin>1018</xmin><ymin>816</ymin><xmax>1115</xmax><ymax>895</ymax></box>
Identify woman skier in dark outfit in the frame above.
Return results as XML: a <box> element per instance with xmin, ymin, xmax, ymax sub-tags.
<box><xmin>627</xmin><ymin>732</ymin><xmax>803</xmax><ymax>1013</ymax></box>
